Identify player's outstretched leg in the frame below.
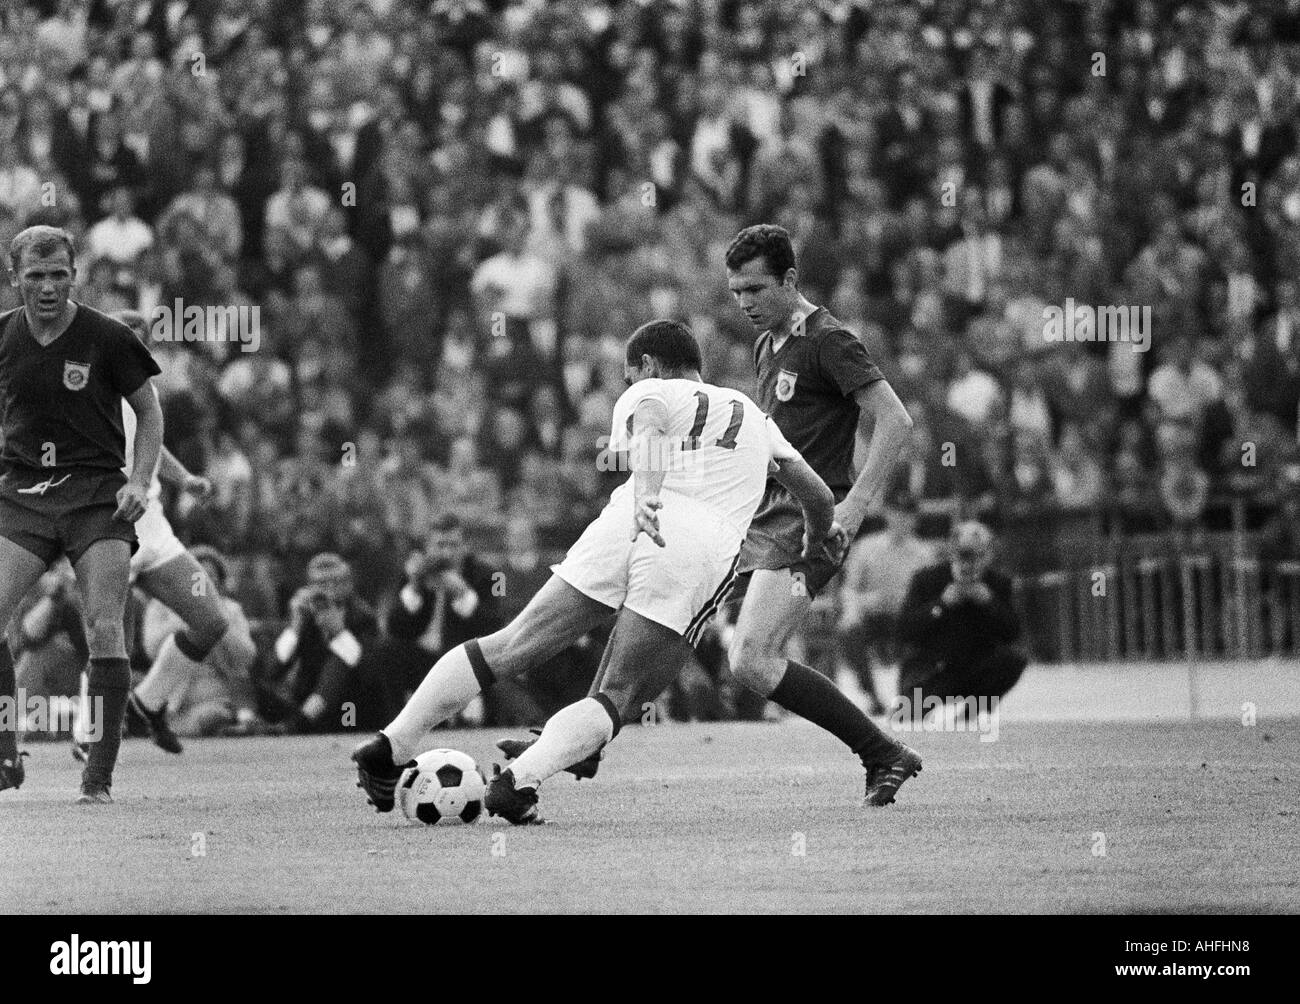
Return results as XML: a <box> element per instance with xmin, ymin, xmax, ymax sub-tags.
<box><xmin>352</xmin><ymin>576</ymin><xmax>612</xmax><ymax>812</ymax></box>
<box><xmin>131</xmin><ymin>553</ymin><xmax>234</xmax><ymax>754</ymax></box>
<box><xmin>730</xmin><ymin>569</ymin><xmax>922</xmax><ymax>807</ymax></box>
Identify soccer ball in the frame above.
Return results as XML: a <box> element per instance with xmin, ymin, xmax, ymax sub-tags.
<box><xmin>396</xmin><ymin>748</ymin><xmax>486</xmax><ymax>825</ymax></box>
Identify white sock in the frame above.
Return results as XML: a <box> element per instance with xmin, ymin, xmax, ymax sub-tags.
<box><xmin>384</xmin><ymin>644</ymin><xmax>481</xmax><ymax>764</ymax></box>
<box><xmin>510</xmin><ymin>698</ymin><xmax>614</xmax><ymax>790</ymax></box>
<box><xmin>135</xmin><ymin>634</ymin><xmax>203</xmax><ymax>710</ymax></box>
<box><xmin>72</xmin><ymin>671</ymin><xmax>91</xmax><ymax>744</ymax></box>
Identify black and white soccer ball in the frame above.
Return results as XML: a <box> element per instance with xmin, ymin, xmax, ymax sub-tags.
<box><xmin>396</xmin><ymin>748</ymin><xmax>486</xmax><ymax>825</ymax></box>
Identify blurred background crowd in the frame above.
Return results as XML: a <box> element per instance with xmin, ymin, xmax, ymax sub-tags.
<box><xmin>3</xmin><ymin>0</ymin><xmax>1300</xmax><ymax>732</ymax></box>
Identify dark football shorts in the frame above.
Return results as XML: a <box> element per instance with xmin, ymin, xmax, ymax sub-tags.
<box><xmin>0</xmin><ymin>466</ymin><xmax>138</xmax><ymax>567</ymax></box>
<box><xmin>735</xmin><ymin>483</ymin><xmax>848</xmax><ymax>600</ymax></box>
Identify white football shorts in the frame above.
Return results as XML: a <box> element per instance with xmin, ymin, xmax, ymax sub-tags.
<box><xmin>129</xmin><ymin>496</ymin><xmax>187</xmax><ymax>579</ymax></box>
<box><xmin>552</xmin><ymin>490</ymin><xmax>741</xmax><ymax>645</ymax></box>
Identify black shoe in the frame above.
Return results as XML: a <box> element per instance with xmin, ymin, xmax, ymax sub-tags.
<box><xmin>351</xmin><ymin>733</ymin><xmax>412</xmax><ymax>813</ymax></box>
<box><xmin>76</xmin><ymin>780</ymin><xmax>113</xmax><ymax>804</ymax></box>
<box><xmin>496</xmin><ymin>729</ymin><xmax>602</xmax><ymax>780</ymax></box>
<box><xmin>0</xmin><ymin>751</ymin><xmax>28</xmax><ymax>792</ymax></box>
<box><xmin>864</xmin><ymin>744</ymin><xmax>922</xmax><ymax>807</ymax></box>
<box><xmin>484</xmin><ymin>765</ymin><xmax>544</xmax><ymax>825</ymax></box>
<box><xmin>129</xmin><ymin>692</ymin><xmax>183</xmax><ymax>754</ymax></box>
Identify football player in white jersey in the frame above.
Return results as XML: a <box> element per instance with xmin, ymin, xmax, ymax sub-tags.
<box><xmin>352</xmin><ymin>320</ymin><xmax>844</xmax><ymax>823</ymax></box>
<box><xmin>77</xmin><ymin>310</ymin><xmax>252</xmax><ymax>755</ymax></box>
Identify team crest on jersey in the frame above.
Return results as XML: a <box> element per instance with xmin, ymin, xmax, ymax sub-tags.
<box><xmin>63</xmin><ymin>360</ymin><xmax>91</xmax><ymax>391</ymax></box>
<box><xmin>775</xmin><ymin>369</ymin><xmax>798</xmax><ymax>402</ymax></box>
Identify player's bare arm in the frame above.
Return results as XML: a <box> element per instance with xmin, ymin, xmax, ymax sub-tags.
<box><xmin>118</xmin><ymin>380</ymin><xmax>163</xmax><ymax>523</ymax></box>
<box><xmin>157</xmin><ymin>444</ymin><xmax>212</xmax><ymax>497</ymax></box>
<box><xmin>628</xmin><ymin>396</ymin><xmax>671</xmax><ymax>547</ymax></box>
<box><xmin>835</xmin><ymin>380</ymin><xmax>913</xmax><ymax>536</ymax></box>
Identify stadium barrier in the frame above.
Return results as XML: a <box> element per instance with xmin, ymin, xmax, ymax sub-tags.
<box><xmin>1012</xmin><ymin>531</ymin><xmax>1300</xmax><ymax>662</ymax></box>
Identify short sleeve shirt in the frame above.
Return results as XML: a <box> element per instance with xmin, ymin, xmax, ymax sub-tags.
<box><xmin>752</xmin><ymin>306</ymin><xmax>884</xmax><ymax>491</ymax></box>
<box><xmin>0</xmin><ymin>303</ymin><xmax>161</xmax><ymax>472</ymax></box>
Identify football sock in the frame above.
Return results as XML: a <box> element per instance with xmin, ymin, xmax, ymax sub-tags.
<box><xmin>769</xmin><ymin>660</ymin><xmax>898</xmax><ymax>763</ymax></box>
<box><xmin>83</xmin><ymin>657</ymin><xmax>131</xmax><ymax>787</ymax></box>
<box><xmin>134</xmin><ymin>631</ymin><xmax>211</xmax><ymax>711</ymax></box>
<box><xmin>509</xmin><ymin>696</ymin><xmax>617</xmax><ymax>790</ymax></box>
<box><xmin>384</xmin><ymin>641</ymin><xmax>490</xmax><ymax>765</ymax></box>
<box><xmin>0</xmin><ymin>644</ymin><xmax>17</xmax><ymax>760</ymax></box>
<box><xmin>73</xmin><ymin>670</ymin><xmax>91</xmax><ymax>745</ymax></box>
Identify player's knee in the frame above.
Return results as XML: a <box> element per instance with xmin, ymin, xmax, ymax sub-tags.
<box><xmin>478</xmin><ymin>624</ymin><xmax>535</xmax><ymax>678</ymax></box>
<box><xmin>728</xmin><ymin>629</ymin><xmax>771</xmax><ymax>676</ymax></box>
<box><xmin>82</xmin><ymin>611</ymin><xmax>125</xmax><ymax>653</ymax></box>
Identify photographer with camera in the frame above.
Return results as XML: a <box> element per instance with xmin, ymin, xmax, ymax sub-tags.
<box><xmin>268</xmin><ymin>552</ymin><xmax>387</xmax><ymax>733</ymax></box>
<box><xmin>384</xmin><ymin>513</ymin><xmax>501</xmax><ymax>706</ymax></box>
<box><xmin>895</xmin><ymin>521</ymin><xmax>1027</xmax><ymax>722</ymax></box>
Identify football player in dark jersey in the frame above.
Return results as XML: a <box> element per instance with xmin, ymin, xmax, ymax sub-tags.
<box><xmin>0</xmin><ymin>226</ymin><xmax>162</xmax><ymax>803</ymax></box>
<box><xmin>724</xmin><ymin>224</ymin><xmax>922</xmax><ymax>806</ymax></box>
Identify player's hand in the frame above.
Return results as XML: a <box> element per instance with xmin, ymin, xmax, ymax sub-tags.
<box><xmin>114</xmin><ymin>482</ymin><xmax>149</xmax><ymax>522</ymax></box>
<box><xmin>631</xmin><ymin>496</ymin><xmax>665</xmax><ymax>547</ymax></box>
<box><xmin>965</xmin><ymin>582</ymin><xmax>992</xmax><ymax>604</ymax></box>
<box><xmin>939</xmin><ymin>582</ymin><xmax>964</xmax><ymax>607</ymax></box>
<box><xmin>832</xmin><ymin>502</ymin><xmax>862</xmax><ymax>540</ymax></box>
<box><xmin>181</xmin><ymin>473</ymin><xmax>213</xmax><ymax>500</ymax></box>
<box><xmin>801</xmin><ymin>521</ymin><xmax>848</xmax><ymax>564</ymax></box>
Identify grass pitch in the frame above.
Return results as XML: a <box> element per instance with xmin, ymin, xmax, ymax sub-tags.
<box><xmin>2</xmin><ymin>718</ymin><xmax>1296</xmax><ymax>913</ymax></box>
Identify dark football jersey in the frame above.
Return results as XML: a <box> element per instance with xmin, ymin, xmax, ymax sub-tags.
<box><xmin>752</xmin><ymin>306</ymin><xmax>884</xmax><ymax>491</ymax></box>
<box><xmin>0</xmin><ymin>303</ymin><xmax>161</xmax><ymax>472</ymax></box>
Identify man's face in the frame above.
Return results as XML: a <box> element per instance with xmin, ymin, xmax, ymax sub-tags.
<box><xmin>425</xmin><ymin>529</ymin><xmax>464</xmax><ymax>569</ymax></box>
<box><xmin>10</xmin><ymin>248</ymin><xmax>76</xmax><ymax>324</ymax></box>
<box><xmin>727</xmin><ymin>256</ymin><xmax>797</xmax><ymax>334</ymax></box>
<box><xmin>309</xmin><ymin>570</ymin><xmax>351</xmax><ymax>606</ymax></box>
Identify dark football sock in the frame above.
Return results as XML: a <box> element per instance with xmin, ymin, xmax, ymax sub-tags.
<box><xmin>769</xmin><ymin>660</ymin><xmax>898</xmax><ymax>763</ymax></box>
<box><xmin>84</xmin><ymin>657</ymin><xmax>131</xmax><ymax>787</ymax></box>
<box><xmin>0</xmin><ymin>643</ymin><xmax>17</xmax><ymax>761</ymax></box>
<box><xmin>175</xmin><ymin>627</ymin><xmax>219</xmax><ymax>662</ymax></box>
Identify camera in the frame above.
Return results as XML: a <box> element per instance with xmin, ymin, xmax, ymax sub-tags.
<box><xmin>302</xmin><ymin>586</ymin><xmax>340</xmax><ymax>615</ymax></box>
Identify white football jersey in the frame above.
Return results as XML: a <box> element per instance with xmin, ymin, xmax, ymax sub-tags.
<box><xmin>121</xmin><ymin>398</ymin><xmax>163</xmax><ymax>501</ymax></box>
<box><xmin>607</xmin><ymin>377</ymin><xmax>798</xmax><ymax>540</ymax></box>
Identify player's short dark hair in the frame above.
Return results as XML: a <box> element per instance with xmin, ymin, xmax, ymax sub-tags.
<box><xmin>626</xmin><ymin>319</ymin><xmax>703</xmax><ymax>375</ymax></box>
<box><xmin>724</xmin><ymin>224</ymin><xmax>796</xmax><ymax>280</ymax></box>
<box><xmin>9</xmin><ymin>225</ymin><xmax>76</xmax><ymax>272</ymax></box>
